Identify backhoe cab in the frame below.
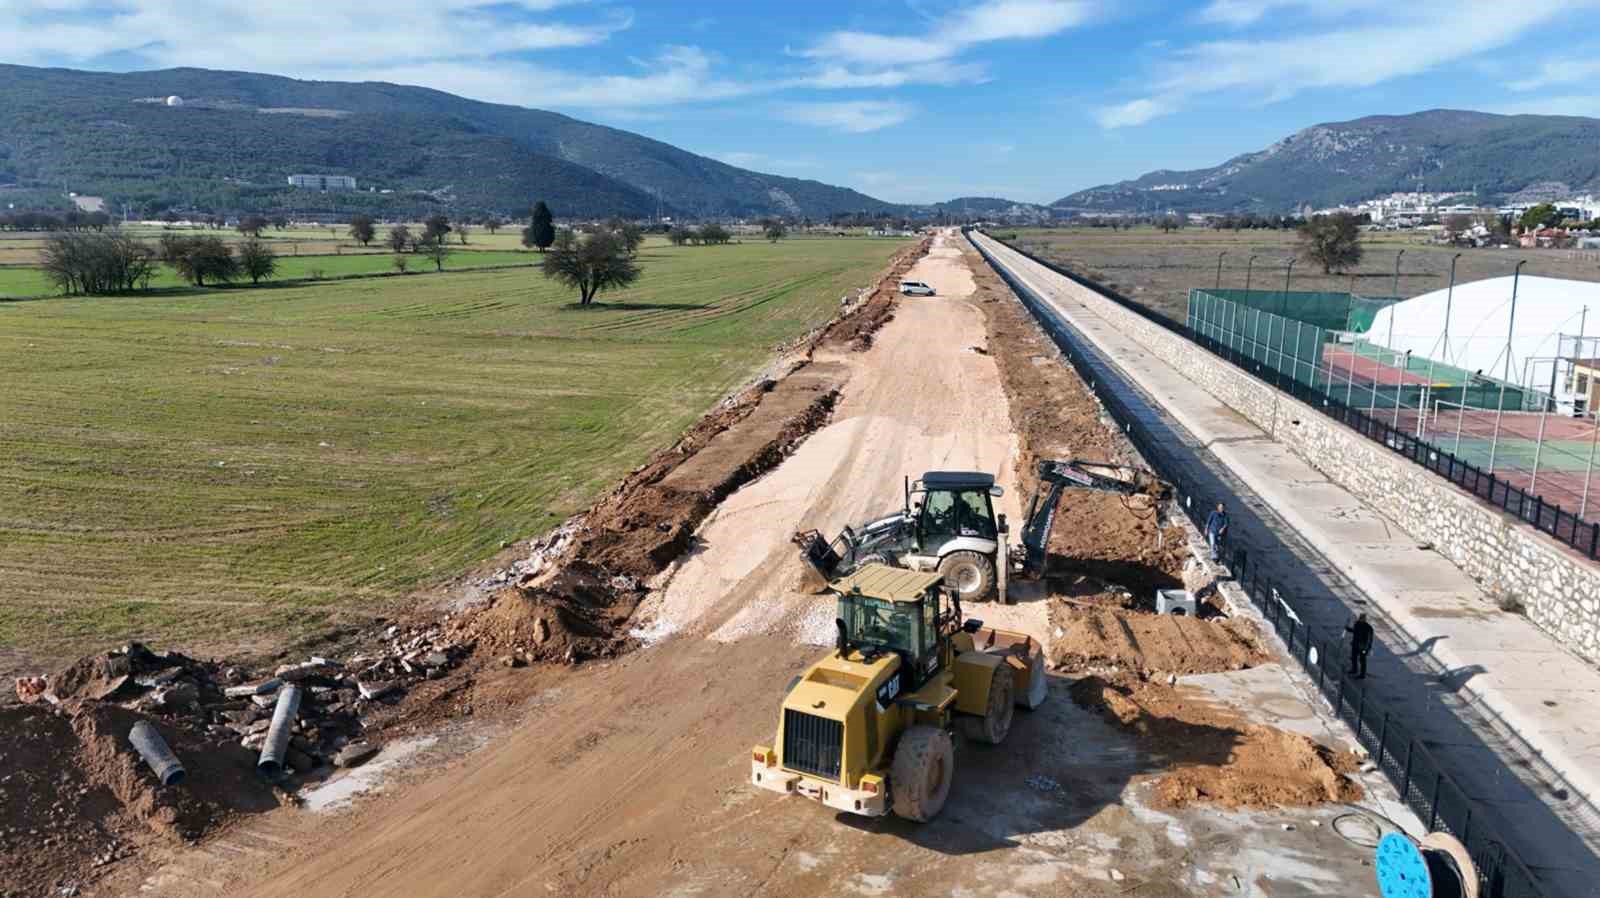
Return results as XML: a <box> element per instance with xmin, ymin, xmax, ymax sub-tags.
<box><xmin>794</xmin><ymin>459</ymin><xmax>1170</xmax><ymax>603</ymax></box>
<box><xmin>750</xmin><ymin>565</ymin><xmax>1046</xmax><ymax>822</ymax></box>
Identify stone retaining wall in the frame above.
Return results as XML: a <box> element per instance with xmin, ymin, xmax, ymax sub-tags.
<box><xmin>986</xmin><ymin>236</ymin><xmax>1600</xmax><ymax>664</ymax></box>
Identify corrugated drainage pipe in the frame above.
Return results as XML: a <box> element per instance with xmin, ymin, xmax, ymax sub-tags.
<box><xmin>257</xmin><ymin>683</ymin><xmax>302</xmax><ymax>778</ymax></box>
<box><xmin>129</xmin><ymin>721</ymin><xmax>186</xmax><ymax>786</ymax></box>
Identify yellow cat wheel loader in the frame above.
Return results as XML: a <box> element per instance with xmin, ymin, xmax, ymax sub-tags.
<box><xmin>749</xmin><ymin>564</ymin><xmax>1047</xmax><ymax>822</ymax></box>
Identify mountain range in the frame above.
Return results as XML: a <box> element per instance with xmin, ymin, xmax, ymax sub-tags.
<box><xmin>0</xmin><ymin>64</ymin><xmax>902</xmax><ymax>220</ymax></box>
<box><xmin>1054</xmin><ymin>110</ymin><xmax>1600</xmax><ymax>215</ymax></box>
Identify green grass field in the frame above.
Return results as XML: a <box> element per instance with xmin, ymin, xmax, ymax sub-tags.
<box><xmin>0</xmin><ymin>237</ymin><xmax>908</xmax><ymax>660</ymax></box>
<box><xmin>0</xmin><ymin>249</ymin><xmax>538</xmax><ymax>299</ymax></box>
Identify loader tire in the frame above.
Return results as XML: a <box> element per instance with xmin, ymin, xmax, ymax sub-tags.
<box><xmin>962</xmin><ymin>666</ymin><xmax>1015</xmax><ymax>746</ymax></box>
<box><xmin>938</xmin><ymin>551</ymin><xmax>995</xmax><ymax>602</ymax></box>
<box><xmin>891</xmin><ymin>726</ymin><xmax>954</xmax><ymax>823</ymax></box>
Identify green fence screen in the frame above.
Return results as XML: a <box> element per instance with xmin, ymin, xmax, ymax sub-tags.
<box><xmin>1199</xmin><ymin>288</ymin><xmax>1398</xmax><ymax>333</ymax></box>
<box><xmin>1188</xmin><ymin>289</ymin><xmax>1325</xmax><ymax>389</ymax></box>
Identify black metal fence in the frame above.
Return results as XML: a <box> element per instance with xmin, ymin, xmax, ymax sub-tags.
<box><xmin>1236</xmin><ymin>556</ymin><xmax>1542</xmax><ymax>898</ymax></box>
<box><xmin>967</xmin><ymin>231</ymin><xmax>1548</xmax><ymax>898</ymax></box>
<box><xmin>990</xmin><ymin>236</ymin><xmax>1600</xmax><ymax>560</ymax></box>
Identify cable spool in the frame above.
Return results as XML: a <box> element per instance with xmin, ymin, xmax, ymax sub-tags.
<box><xmin>1375</xmin><ymin>831</ymin><xmax>1479</xmax><ymax>898</ymax></box>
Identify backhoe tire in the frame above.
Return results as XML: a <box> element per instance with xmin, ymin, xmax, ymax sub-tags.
<box><xmin>961</xmin><ymin>666</ymin><xmax>1015</xmax><ymax>745</ymax></box>
<box><xmin>938</xmin><ymin>551</ymin><xmax>995</xmax><ymax>602</ymax></box>
<box><xmin>891</xmin><ymin>726</ymin><xmax>954</xmax><ymax>822</ymax></box>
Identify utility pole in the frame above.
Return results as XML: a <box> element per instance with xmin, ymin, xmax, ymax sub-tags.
<box><xmin>1215</xmin><ymin>251</ymin><xmax>1227</xmax><ymax>292</ymax></box>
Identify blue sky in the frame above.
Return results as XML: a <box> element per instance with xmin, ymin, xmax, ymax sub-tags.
<box><xmin>4</xmin><ymin>0</ymin><xmax>1598</xmax><ymax>204</ymax></box>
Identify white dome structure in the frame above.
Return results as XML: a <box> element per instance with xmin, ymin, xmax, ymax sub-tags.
<box><xmin>165</xmin><ymin>95</ymin><xmax>184</xmax><ymax>107</ymax></box>
<box><xmin>1367</xmin><ymin>275</ymin><xmax>1600</xmax><ymax>385</ymax></box>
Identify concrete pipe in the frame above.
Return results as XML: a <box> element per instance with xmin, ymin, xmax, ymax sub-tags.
<box><xmin>129</xmin><ymin>720</ymin><xmax>186</xmax><ymax>786</ymax></box>
<box><xmin>257</xmin><ymin>683</ymin><xmax>302</xmax><ymax>778</ymax></box>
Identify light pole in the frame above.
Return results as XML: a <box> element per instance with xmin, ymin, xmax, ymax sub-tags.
<box><xmin>1281</xmin><ymin>256</ymin><xmax>1296</xmax><ymax>310</ymax></box>
<box><xmin>1506</xmin><ymin>260</ymin><xmax>1527</xmax><ymax>383</ymax></box>
<box><xmin>1490</xmin><ymin>260</ymin><xmax>1528</xmax><ymax>471</ymax></box>
<box><xmin>1216</xmin><ymin>251</ymin><xmax>1227</xmax><ymax>292</ymax></box>
<box><xmin>1244</xmin><ymin>254</ymin><xmax>1258</xmax><ymax>294</ymax></box>
<box><xmin>1442</xmin><ymin>252</ymin><xmax>1462</xmax><ymax>364</ymax></box>
<box><xmin>1387</xmin><ymin>248</ymin><xmax>1406</xmax><ymax>355</ymax></box>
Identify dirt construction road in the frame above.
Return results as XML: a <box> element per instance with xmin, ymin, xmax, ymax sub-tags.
<box><xmin>127</xmin><ymin>233</ymin><xmax>1386</xmax><ymax>898</ymax></box>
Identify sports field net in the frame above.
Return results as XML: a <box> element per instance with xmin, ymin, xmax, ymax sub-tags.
<box><xmin>1188</xmin><ymin>288</ymin><xmax>1600</xmax><ymax>519</ymax></box>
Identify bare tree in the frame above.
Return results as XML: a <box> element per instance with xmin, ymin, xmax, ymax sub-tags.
<box><xmin>238</xmin><ymin>238</ymin><xmax>277</xmax><ymax>285</ymax></box>
<box><xmin>540</xmin><ymin>229</ymin><xmax>641</xmax><ymax>305</ymax></box>
<box><xmin>348</xmin><ymin>215</ymin><xmax>376</xmax><ymax>246</ymax></box>
<box><xmin>387</xmin><ymin>224</ymin><xmax>412</xmax><ymax>253</ymax></box>
<box><xmin>172</xmin><ymin>236</ymin><xmax>239</xmax><ymax>287</ymax></box>
<box><xmin>418</xmin><ymin>235</ymin><xmax>450</xmax><ymax>272</ymax></box>
<box><xmin>1297</xmin><ymin>212</ymin><xmax>1364</xmax><ymax>274</ymax></box>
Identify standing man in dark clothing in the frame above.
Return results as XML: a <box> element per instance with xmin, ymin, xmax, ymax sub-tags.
<box><xmin>1347</xmin><ymin>613</ymin><xmax>1375</xmax><ymax>679</ymax></box>
<box><xmin>1204</xmin><ymin>502</ymin><xmax>1229</xmax><ymax>562</ymax></box>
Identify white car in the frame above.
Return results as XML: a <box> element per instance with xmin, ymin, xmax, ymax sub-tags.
<box><xmin>899</xmin><ymin>280</ymin><xmax>936</xmax><ymax>296</ymax></box>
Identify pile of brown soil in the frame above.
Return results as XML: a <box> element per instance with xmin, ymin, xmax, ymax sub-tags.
<box><xmin>1071</xmin><ymin>673</ymin><xmax>1363</xmax><ymax>811</ymax></box>
<box><xmin>0</xmin><ymin>699</ymin><xmax>279</xmax><ymax>897</ymax></box>
<box><xmin>1048</xmin><ymin>604</ymin><xmax>1270</xmax><ymax>677</ymax></box>
<box><xmin>963</xmin><ymin>243</ymin><xmax>1187</xmax><ymax>597</ymax></box>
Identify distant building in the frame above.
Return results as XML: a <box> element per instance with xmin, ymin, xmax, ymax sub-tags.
<box><xmin>1572</xmin><ymin>359</ymin><xmax>1600</xmax><ymax>414</ymax></box>
<box><xmin>287</xmin><ymin>174</ymin><xmax>357</xmax><ymax>191</ymax></box>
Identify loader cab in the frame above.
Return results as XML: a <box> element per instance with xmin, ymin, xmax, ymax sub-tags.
<box><xmin>909</xmin><ymin>471</ymin><xmax>1003</xmax><ymax>551</ymax></box>
<box><xmin>832</xmin><ymin>566</ymin><xmax>949</xmax><ymax>691</ymax></box>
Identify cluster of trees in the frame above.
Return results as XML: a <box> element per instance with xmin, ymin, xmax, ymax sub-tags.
<box><xmin>160</xmin><ymin>234</ymin><xmax>278</xmax><ymax>285</ymax></box>
<box><xmin>1516</xmin><ymin>203</ymin><xmax>1600</xmax><ymax>232</ymax></box>
<box><xmin>666</xmin><ymin>223</ymin><xmax>732</xmax><ymax>246</ymax></box>
<box><xmin>381</xmin><ymin>213</ymin><xmax>456</xmax><ymax>271</ymax></box>
<box><xmin>40</xmin><ymin>232</ymin><xmax>157</xmax><ymax>294</ymax></box>
<box><xmin>38</xmin><ymin>230</ymin><xmax>281</xmax><ymax>294</ymax></box>
<box><xmin>1</xmin><ymin>209</ymin><xmax>112</xmax><ymax>231</ymax></box>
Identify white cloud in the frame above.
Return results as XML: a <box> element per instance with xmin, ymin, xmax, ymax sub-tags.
<box><xmin>802</xmin><ymin>0</ymin><xmax>1098</xmax><ymax>65</ymax></box>
<box><xmin>1194</xmin><ymin>0</ymin><xmax>1391</xmax><ymax>27</ymax></box>
<box><xmin>0</xmin><ymin>0</ymin><xmax>623</xmax><ymax>70</ymax></box>
<box><xmin>778</xmin><ymin>100</ymin><xmax>916</xmax><ymax>133</ymax></box>
<box><xmin>796</xmin><ymin>61</ymin><xmax>989</xmax><ymax>89</ymax></box>
<box><xmin>1509</xmin><ymin>58</ymin><xmax>1600</xmax><ymax>91</ymax></box>
<box><xmin>1099</xmin><ymin>2</ymin><xmax>1599</xmax><ymax>128</ymax></box>
<box><xmin>1094</xmin><ymin>97</ymin><xmax>1173</xmax><ymax>128</ymax></box>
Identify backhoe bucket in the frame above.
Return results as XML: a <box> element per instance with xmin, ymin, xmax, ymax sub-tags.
<box><xmin>971</xmin><ymin>626</ymin><xmax>1048</xmax><ymax>709</ymax></box>
<box><xmin>793</xmin><ymin>529</ymin><xmax>844</xmax><ymax>590</ymax></box>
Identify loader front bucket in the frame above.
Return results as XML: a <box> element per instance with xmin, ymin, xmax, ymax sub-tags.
<box><xmin>972</xmin><ymin>626</ymin><xmax>1048</xmax><ymax>709</ymax></box>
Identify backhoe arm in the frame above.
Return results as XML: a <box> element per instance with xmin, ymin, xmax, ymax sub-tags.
<box><xmin>1016</xmin><ymin>459</ymin><xmax>1171</xmax><ymax>579</ymax></box>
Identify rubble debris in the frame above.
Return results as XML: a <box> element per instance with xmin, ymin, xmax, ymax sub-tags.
<box><xmin>334</xmin><ymin>742</ymin><xmax>380</xmax><ymax>768</ymax></box>
<box><xmin>15</xmin><ymin>675</ymin><xmax>49</xmax><ymax>704</ymax></box>
<box><xmin>225</xmin><ymin>678</ymin><xmax>282</xmax><ymax>698</ymax></box>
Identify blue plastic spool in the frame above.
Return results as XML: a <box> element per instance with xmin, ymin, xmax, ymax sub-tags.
<box><xmin>1376</xmin><ymin>832</ymin><xmax>1433</xmax><ymax>898</ymax></box>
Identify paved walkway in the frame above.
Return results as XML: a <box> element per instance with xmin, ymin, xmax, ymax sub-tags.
<box><xmin>973</xmin><ymin>232</ymin><xmax>1600</xmax><ymax>898</ymax></box>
